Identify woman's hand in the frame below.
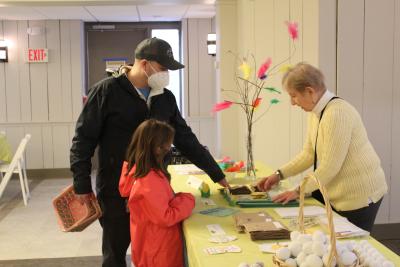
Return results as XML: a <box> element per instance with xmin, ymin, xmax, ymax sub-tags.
<box><xmin>256</xmin><ymin>173</ymin><xmax>280</xmax><ymax>191</ymax></box>
<box><xmin>272</xmin><ymin>190</ymin><xmax>299</xmax><ymax>204</ymax></box>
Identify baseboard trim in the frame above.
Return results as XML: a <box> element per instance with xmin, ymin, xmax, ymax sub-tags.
<box><xmin>26</xmin><ymin>168</ymin><xmax>72</xmax><ymax>179</ymax></box>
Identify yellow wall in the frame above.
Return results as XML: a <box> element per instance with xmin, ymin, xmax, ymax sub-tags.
<box><xmin>216</xmin><ymin>0</ymin><xmax>319</xmax><ymax>172</ymax></box>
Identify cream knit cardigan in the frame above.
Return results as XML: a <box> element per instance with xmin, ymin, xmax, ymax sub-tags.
<box><xmin>280</xmin><ymin>98</ymin><xmax>387</xmax><ymax>211</ymax></box>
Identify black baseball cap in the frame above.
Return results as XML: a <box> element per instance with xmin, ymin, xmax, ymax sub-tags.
<box><xmin>135</xmin><ymin>37</ymin><xmax>184</xmax><ymax>70</ymax></box>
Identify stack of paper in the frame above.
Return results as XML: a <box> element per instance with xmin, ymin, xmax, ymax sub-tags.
<box><xmin>274</xmin><ymin>206</ymin><xmax>326</xmax><ymax>218</ymax></box>
<box><xmin>319</xmin><ymin>216</ymin><xmax>369</xmax><ymax>238</ymax></box>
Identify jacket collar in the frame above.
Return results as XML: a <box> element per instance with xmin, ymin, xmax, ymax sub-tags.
<box><xmin>117</xmin><ymin>74</ymin><xmax>165</xmax><ymax>108</ymax></box>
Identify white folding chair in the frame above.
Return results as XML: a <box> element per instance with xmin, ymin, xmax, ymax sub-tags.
<box><xmin>0</xmin><ymin>134</ymin><xmax>31</xmax><ymax>206</ymax></box>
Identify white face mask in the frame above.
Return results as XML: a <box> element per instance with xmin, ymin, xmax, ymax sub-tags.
<box><xmin>145</xmin><ymin>63</ymin><xmax>169</xmax><ymax>91</ymax></box>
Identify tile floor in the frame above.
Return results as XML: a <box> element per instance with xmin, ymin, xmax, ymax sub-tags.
<box><xmin>0</xmin><ymin>176</ymin><xmax>132</xmax><ymax>266</ymax></box>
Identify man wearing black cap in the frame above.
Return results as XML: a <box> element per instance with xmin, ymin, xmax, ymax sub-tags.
<box><xmin>70</xmin><ymin>37</ymin><xmax>229</xmax><ymax>267</ymax></box>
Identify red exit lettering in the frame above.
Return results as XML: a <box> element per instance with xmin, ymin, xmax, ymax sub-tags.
<box><xmin>27</xmin><ymin>48</ymin><xmax>48</xmax><ymax>62</ymax></box>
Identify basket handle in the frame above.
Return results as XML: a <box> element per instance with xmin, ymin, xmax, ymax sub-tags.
<box><xmin>298</xmin><ymin>176</ymin><xmax>344</xmax><ymax>267</ymax></box>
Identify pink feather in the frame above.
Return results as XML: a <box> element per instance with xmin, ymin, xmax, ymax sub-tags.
<box><xmin>286</xmin><ymin>21</ymin><xmax>298</xmax><ymax>40</ymax></box>
<box><xmin>257</xmin><ymin>58</ymin><xmax>272</xmax><ymax>79</ymax></box>
<box><xmin>212</xmin><ymin>101</ymin><xmax>233</xmax><ymax>112</ymax></box>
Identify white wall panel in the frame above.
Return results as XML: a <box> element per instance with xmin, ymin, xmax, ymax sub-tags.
<box><xmin>337</xmin><ymin>0</ymin><xmax>365</xmax><ymax>113</ymax></box>
<box><xmin>198</xmin><ymin>19</ymin><xmax>215</xmax><ymax>116</ymax></box>
<box><xmin>28</xmin><ymin>20</ymin><xmax>48</xmax><ymax>122</ymax></box>
<box><xmin>4</xmin><ymin>21</ymin><xmax>21</xmax><ymax>122</ymax></box>
<box><xmin>46</xmin><ymin>20</ymin><xmax>63</xmax><ymax>122</ymax></box>
<box><xmin>363</xmin><ymin>0</ymin><xmax>394</xmax><ymax>224</ymax></box>
<box><xmin>183</xmin><ymin>18</ymin><xmax>218</xmax><ymax>155</ymax></box>
<box><xmin>0</xmin><ymin>21</ymin><xmax>7</xmax><ymax>123</ymax></box>
<box><xmin>42</xmin><ymin>125</ymin><xmax>54</xmax><ymax>169</ymax></box>
<box><xmin>4</xmin><ymin>126</ymin><xmax>24</xmax><ymax>153</ymax></box>
<box><xmin>60</xmin><ymin>21</ymin><xmax>73</xmax><ymax>122</ymax></box>
<box><xmin>70</xmin><ymin>20</ymin><xmax>84</xmax><ymax>121</ymax></box>
<box><xmin>24</xmin><ymin>126</ymin><xmax>43</xmax><ymax>169</ymax></box>
<box><xmin>390</xmin><ymin>0</ymin><xmax>400</xmax><ymax>223</ymax></box>
<box><xmin>52</xmin><ymin>125</ymin><xmax>70</xmax><ymax>168</ymax></box>
<box><xmin>335</xmin><ymin>0</ymin><xmax>399</xmax><ymax>223</ymax></box>
<box><xmin>0</xmin><ymin>20</ymin><xmax>84</xmax><ymax>169</ymax></box>
<box><xmin>18</xmin><ymin>21</ymin><xmax>31</xmax><ymax>122</ymax></box>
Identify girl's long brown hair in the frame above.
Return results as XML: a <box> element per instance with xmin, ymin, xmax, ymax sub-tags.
<box><xmin>125</xmin><ymin>119</ymin><xmax>175</xmax><ymax>180</ymax></box>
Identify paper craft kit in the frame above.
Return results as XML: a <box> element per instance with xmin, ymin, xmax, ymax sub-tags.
<box><xmin>220</xmin><ymin>185</ymin><xmax>299</xmax><ymax>208</ymax></box>
<box><xmin>233</xmin><ymin>212</ymin><xmax>290</xmax><ymax>241</ymax></box>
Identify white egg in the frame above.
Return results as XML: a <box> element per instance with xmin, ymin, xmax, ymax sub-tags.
<box><xmin>365</xmin><ymin>256</ymin><xmax>374</xmax><ymax>266</ymax></box>
<box><xmin>370</xmin><ymin>260</ymin><xmax>381</xmax><ymax>267</ymax></box>
<box><xmin>383</xmin><ymin>260</ymin><xmax>395</xmax><ymax>267</ymax></box>
<box><xmin>312</xmin><ymin>230</ymin><xmax>326</xmax><ymax>243</ymax></box>
<box><xmin>336</xmin><ymin>243</ymin><xmax>348</xmax><ymax>255</ymax></box>
<box><xmin>305</xmin><ymin>254</ymin><xmax>323</xmax><ymax>267</ymax></box>
<box><xmin>371</xmin><ymin>250</ymin><xmax>382</xmax><ymax>259</ymax></box>
<box><xmin>253</xmin><ymin>261</ymin><xmax>264</xmax><ymax>267</ymax></box>
<box><xmin>297</xmin><ymin>234</ymin><xmax>312</xmax><ymax>244</ymax></box>
<box><xmin>311</xmin><ymin>241</ymin><xmax>326</xmax><ymax>257</ymax></box>
<box><xmin>296</xmin><ymin>252</ymin><xmax>307</xmax><ymax>265</ymax></box>
<box><xmin>276</xmin><ymin>247</ymin><xmax>291</xmax><ymax>261</ymax></box>
<box><xmin>377</xmin><ymin>257</ymin><xmax>386</xmax><ymax>264</ymax></box>
<box><xmin>289</xmin><ymin>241</ymin><xmax>303</xmax><ymax>257</ymax></box>
<box><xmin>250</xmin><ymin>264</ymin><xmax>262</xmax><ymax>267</ymax></box>
<box><xmin>367</xmin><ymin>247</ymin><xmax>378</xmax><ymax>255</ymax></box>
<box><xmin>360</xmin><ymin>240</ymin><xmax>371</xmax><ymax>250</ymax></box>
<box><xmin>322</xmin><ymin>253</ymin><xmax>336</xmax><ymax>267</ymax></box>
<box><xmin>291</xmin><ymin>231</ymin><xmax>301</xmax><ymax>241</ymax></box>
<box><xmin>299</xmin><ymin>263</ymin><xmax>310</xmax><ymax>267</ymax></box>
<box><xmin>302</xmin><ymin>241</ymin><xmax>313</xmax><ymax>255</ymax></box>
<box><xmin>285</xmin><ymin>258</ymin><xmax>297</xmax><ymax>267</ymax></box>
<box><xmin>238</xmin><ymin>263</ymin><xmax>250</xmax><ymax>267</ymax></box>
<box><xmin>340</xmin><ymin>251</ymin><xmax>357</xmax><ymax>265</ymax></box>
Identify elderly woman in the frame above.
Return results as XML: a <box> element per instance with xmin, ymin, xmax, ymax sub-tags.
<box><xmin>257</xmin><ymin>62</ymin><xmax>387</xmax><ymax>231</ymax></box>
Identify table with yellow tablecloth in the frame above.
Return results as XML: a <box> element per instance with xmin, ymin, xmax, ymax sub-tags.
<box><xmin>0</xmin><ymin>134</ymin><xmax>12</xmax><ymax>164</ymax></box>
<box><xmin>170</xmin><ymin>162</ymin><xmax>400</xmax><ymax>267</ymax></box>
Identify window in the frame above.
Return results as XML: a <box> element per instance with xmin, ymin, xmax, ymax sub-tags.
<box><xmin>151</xmin><ymin>29</ymin><xmax>182</xmax><ymax>111</ymax></box>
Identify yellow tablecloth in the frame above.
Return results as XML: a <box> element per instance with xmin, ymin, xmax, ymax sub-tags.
<box><xmin>170</xmin><ymin>163</ymin><xmax>400</xmax><ymax>267</ymax></box>
<box><xmin>0</xmin><ymin>134</ymin><xmax>12</xmax><ymax>163</ymax></box>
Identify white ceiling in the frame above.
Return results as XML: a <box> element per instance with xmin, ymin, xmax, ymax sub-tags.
<box><xmin>0</xmin><ymin>2</ymin><xmax>216</xmax><ymax>21</ymax></box>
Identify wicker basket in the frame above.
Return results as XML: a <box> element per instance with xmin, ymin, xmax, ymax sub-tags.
<box><xmin>272</xmin><ymin>176</ymin><xmax>361</xmax><ymax>267</ymax></box>
<box><xmin>52</xmin><ymin>184</ymin><xmax>102</xmax><ymax>232</ymax></box>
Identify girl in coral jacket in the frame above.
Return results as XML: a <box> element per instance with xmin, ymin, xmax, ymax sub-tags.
<box><xmin>119</xmin><ymin>119</ymin><xmax>195</xmax><ymax>267</ymax></box>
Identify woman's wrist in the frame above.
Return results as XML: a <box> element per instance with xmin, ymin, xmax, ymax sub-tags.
<box><xmin>275</xmin><ymin>169</ymin><xmax>283</xmax><ymax>181</ymax></box>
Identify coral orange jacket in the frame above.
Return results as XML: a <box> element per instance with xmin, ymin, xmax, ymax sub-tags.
<box><xmin>119</xmin><ymin>162</ymin><xmax>195</xmax><ymax>267</ymax></box>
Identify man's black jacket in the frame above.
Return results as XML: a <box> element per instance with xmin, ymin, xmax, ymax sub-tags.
<box><xmin>70</xmin><ymin>74</ymin><xmax>224</xmax><ymax>197</ymax></box>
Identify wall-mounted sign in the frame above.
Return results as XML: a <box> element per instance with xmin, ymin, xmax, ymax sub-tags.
<box><xmin>26</xmin><ymin>48</ymin><xmax>48</xmax><ymax>63</ymax></box>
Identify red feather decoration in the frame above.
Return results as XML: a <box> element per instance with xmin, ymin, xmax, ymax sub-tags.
<box><xmin>212</xmin><ymin>101</ymin><xmax>233</xmax><ymax>112</ymax></box>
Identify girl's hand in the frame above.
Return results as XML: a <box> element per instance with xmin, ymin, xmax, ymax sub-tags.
<box><xmin>272</xmin><ymin>190</ymin><xmax>299</xmax><ymax>204</ymax></box>
<box><xmin>256</xmin><ymin>173</ymin><xmax>280</xmax><ymax>191</ymax></box>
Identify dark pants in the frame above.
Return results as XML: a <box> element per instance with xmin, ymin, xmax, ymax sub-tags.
<box><xmin>98</xmin><ymin>196</ymin><xmax>131</xmax><ymax>267</ymax></box>
<box><xmin>312</xmin><ymin>190</ymin><xmax>383</xmax><ymax>232</ymax></box>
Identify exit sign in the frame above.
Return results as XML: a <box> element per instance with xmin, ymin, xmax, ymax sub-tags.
<box><xmin>26</xmin><ymin>48</ymin><xmax>48</xmax><ymax>63</ymax></box>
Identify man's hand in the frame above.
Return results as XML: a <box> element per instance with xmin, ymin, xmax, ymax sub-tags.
<box><xmin>256</xmin><ymin>173</ymin><xmax>280</xmax><ymax>191</ymax></box>
<box><xmin>272</xmin><ymin>190</ymin><xmax>299</xmax><ymax>204</ymax></box>
<box><xmin>217</xmin><ymin>178</ymin><xmax>230</xmax><ymax>188</ymax></box>
<box><xmin>75</xmin><ymin>192</ymin><xmax>95</xmax><ymax>205</ymax></box>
